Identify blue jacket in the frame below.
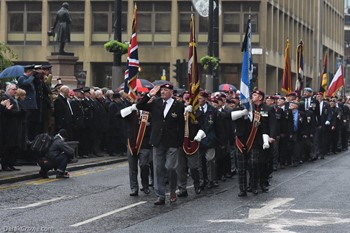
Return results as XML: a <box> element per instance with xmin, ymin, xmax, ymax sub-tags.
<box><xmin>17</xmin><ymin>74</ymin><xmax>37</xmax><ymax>110</ymax></box>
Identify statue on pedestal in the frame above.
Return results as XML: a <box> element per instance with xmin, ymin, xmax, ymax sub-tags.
<box><xmin>48</xmin><ymin>2</ymin><xmax>73</xmax><ymax>55</ymax></box>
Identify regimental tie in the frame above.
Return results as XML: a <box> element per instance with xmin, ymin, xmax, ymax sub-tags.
<box><xmin>163</xmin><ymin>101</ymin><xmax>167</xmax><ymax>118</ymax></box>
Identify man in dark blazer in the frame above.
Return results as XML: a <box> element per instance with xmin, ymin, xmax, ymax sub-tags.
<box><xmin>137</xmin><ymin>84</ymin><xmax>185</xmax><ymax>205</ymax></box>
<box><xmin>196</xmin><ymin>92</ymin><xmax>219</xmax><ymax>189</ymax></box>
<box><xmin>53</xmin><ymin>85</ymin><xmax>73</xmax><ymax>137</ymax></box>
<box><xmin>315</xmin><ymin>92</ymin><xmax>332</xmax><ymax>158</ymax></box>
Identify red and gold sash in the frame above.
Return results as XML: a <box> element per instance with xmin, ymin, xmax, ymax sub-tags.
<box><xmin>128</xmin><ymin>111</ymin><xmax>149</xmax><ymax>156</ymax></box>
<box><xmin>236</xmin><ymin>111</ymin><xmax>261</xmax><ymax>154</ymax></box>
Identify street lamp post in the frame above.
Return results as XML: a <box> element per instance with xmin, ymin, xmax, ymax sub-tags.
<box><xmin>112</xmin><ymin>0</ymin><xmax>123</xmax><ymax>90</ymax></box>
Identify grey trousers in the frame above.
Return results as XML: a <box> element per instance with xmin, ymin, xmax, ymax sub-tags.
<box><xmin>199</xmin><ymin>148</ymin><xmax>216</xmax><ymax>182</ymax></box>
<box><xmin>153</xmin><ymin>144</ymin><xmax>178</xmax><ymax>200</ymax></box>
<box><xmin>177</xmin><ymin>149</ymin><xmax>200</xmax><ymax>191</ymax></box>
<box><xmin>128</xmin><ymin>148</ymin><xmax>151</xmax><ymax>192</ymax></box>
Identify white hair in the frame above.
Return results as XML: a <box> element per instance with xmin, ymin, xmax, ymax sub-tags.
<box><xmin>6</xmin><ymin>83</ymin><xmax>16</xmax><ymax>92</ymax></box>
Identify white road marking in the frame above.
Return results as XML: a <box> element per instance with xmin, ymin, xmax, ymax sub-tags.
<box><xmin>70</xmin><ymin>201</ymin><xmax>147</xmax><ymax>227</ymax></box>
<box><xmin>9</xmin><ymin>196</ymin><xmax>70</xmax><ymax>209</ymax></box>
<box><xmin>248</xmin><ymin>198</ymin><xmax>294</xmax><ymax>219</ymax></box>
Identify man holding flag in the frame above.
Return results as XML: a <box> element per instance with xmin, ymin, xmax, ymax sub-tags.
<box><xmin>177</xmin><ymin>14</ymin><xmax>204</xmax><ymax>198</ymax></box>
<box><xmin>230</xmin><ymin>18</ymin><xmax>276</xmax><ymax>197</ymax></box>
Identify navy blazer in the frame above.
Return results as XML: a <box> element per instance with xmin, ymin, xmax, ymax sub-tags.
<box><xmin>137</xmin><ymin>95</ymin><xmax>184</xmax><ymax>148</ymax></box>
<box><xmin>17</xmin><ymin>74</ymin><xmax>37</xmax><ymax>110</ymax></box>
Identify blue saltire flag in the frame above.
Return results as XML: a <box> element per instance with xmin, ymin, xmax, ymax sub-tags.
<box><xmin>240</xmin><ymin>18</ymin><xmax>253</xmax><ymax>111</ymax></box>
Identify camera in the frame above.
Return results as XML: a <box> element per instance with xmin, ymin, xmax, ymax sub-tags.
<box><xmin>47</xmin><ymin>30</ymin><xmax>55</xmax><ymax>37</ymax></box>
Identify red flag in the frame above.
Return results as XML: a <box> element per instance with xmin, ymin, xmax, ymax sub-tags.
<box><xmin>327</xmin><ymin>65</ymin><xmax>344</xmax><ymax>97</ymax></box>
<box><xmin>188</xmin><ymin>14</ymin><xmax>199</xmax><ymax>122</ymax></box>
<box><xmin>282</xmin><ymin>39</ymin><xmax>292</xmax><ymax>93</ymax></box>
<box><xmin>124</xmin><ymin>5</ymin><xmax>139</xmax><ymax>101</ymax></box>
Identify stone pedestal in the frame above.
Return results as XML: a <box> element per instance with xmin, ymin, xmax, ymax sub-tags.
<box><xmin>46</xmin><ymin>55</ymin><xmax>79</xmax><ymax>89</ymax></box>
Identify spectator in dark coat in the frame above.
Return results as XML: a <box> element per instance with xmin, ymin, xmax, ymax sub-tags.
<box><xmin>53</xmin><ymin>85</ymin><xmax>73</xmax><ymax>137</ymax></box>
<box><xmin>1</xmin><ymin>84</ymin><xmax>26</xmax><ymax>171</ymax></box>
<box><xmin>0</xmin><ymin>99</ymin><xmax>14</xmax><ymax>171</ymax></box>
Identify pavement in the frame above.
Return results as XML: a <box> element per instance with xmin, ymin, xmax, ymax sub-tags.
<box><xmin>0</xmin><ymin>154</ymin><xmax>128</xmax><ymax>185</ymax></box>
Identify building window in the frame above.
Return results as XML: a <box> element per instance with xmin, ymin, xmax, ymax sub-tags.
<box><xmin>135</xmin><ymin>1</ymin><xmax>171</xmax><ymax>34</ymax></box>
<box><xmin>92</xmin><ymin>2</ymin><xmax>128</xmax><ymax>34</ymax></box>
<box><xmin>8</xmin><ymin>2</ymin><xmax>42</xmax><ymax>33</ymax></box>
<box><xmin>222</xmin><ymin>2</ymin><xmax>259</xmax><ymax>33</ymax></box>
<box><xmin>49</xmin><ymin>2</ymin><xmax>85</xmax><ymax>33</ymax></box>
<box><xmin>223</xmin><ymin>13</ymin><xmax>240</xmax><ymax>32</ymax></box>
<box><xmin>178</xmin><ymin>1</ymin><xmax>208</xmax><ymax>33</ymax></box>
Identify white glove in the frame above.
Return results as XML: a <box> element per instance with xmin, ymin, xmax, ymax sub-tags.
<box><xmin>262</xmin><ymin>134</ymin><xmax>270</xmax><ymax>150</ymax></box>
<box><xmin>131</xmin><ymin>103</ymin><xmax>137</xmax><ymax>111</ymax></box>
<box><xmin>231</xmin><ymin>109</ymin><xmax>249</xmax><ymax>121</ymax></box>
<box><xmin>325</xmin><ymin>121</ymin><xmax>330</xmax><ymax>125</ymax></box>
<box><xmin>120</xmin><ymin>104</ymin><xmax>137</xmax><ymax>118</ymax></box>
<box><xmin>185</xmin><ymin>105</ymin><xmax>193</xmax><ymax>113</ymax></box>
<box><xmin>194</xmin><ymin>129</ymin><xmax>206</xmax><ymax>142</ymax></box>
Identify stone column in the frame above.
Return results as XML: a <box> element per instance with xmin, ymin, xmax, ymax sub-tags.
<box><xmin>46</xmin><ymin>55</ymin><xmax>79</xmax><ymax>89</ymax></box>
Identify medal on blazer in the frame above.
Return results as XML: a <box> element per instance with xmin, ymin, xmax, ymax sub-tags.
<box><xmin>208</xmin><ymin>114</ymin><xmax>214</xmax><ymax>125</ymax></box>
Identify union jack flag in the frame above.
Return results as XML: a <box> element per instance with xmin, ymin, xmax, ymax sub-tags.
<box><xmin>124</xmin><ymin>5</ymin><xmax>139</xmax><ymax>101</ymax></box>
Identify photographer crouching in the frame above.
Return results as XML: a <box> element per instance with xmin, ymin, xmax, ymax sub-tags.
<box><xmin>39</xmin><ymin>129</ymin><xmax>74</xmax><ymax>178</ymax></box>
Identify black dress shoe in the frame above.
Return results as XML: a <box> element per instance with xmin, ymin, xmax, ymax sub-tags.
<box><xmin>154</xmin><ymin>198</ymin><xmax>165</xmax><ymax>205</ymax></box>
<box><xmin>252</xmin><ymin>189</ymin><xmax>258</xmax><ymax>195</ymax></box>
<box><xmin>247</xmin><ymin>187</ymin><xmax>252</xmax><ymax>192</ymax></box>
<box><xmin>2</xmin><ymin>167</ymin><xmax>13</xmax><ymax>172</ymax></box>
<box><xmin>195</xmin><ymin>187</ymin><xmax>201</xmax><ymax>194</ymax></box>
<box><xmin>143</xmin><ymin>188</ymin><xmax>150</xmax><ymax>195</ymax></box>
<box><xmin>39</xmin><ymin>169</ymin><xmax>49</xmax><ymax>178</ymax></box>
<box><xmin>9</xmin><ymin>166</ymin><xmax>21</xmax><ymax>171</ymax></box>
<box><xmin>213</xmin><ymin>181</ymin><xmax>219</xmax><ymax>187</ymax></box>
<box><xmin>206</xmin><ymin>182</ymin><xmax>213</xmax><ymax>189</ymax></box>
<box><xmin>129</xmin><ymin>190</ymin><xmax>138</xmax><ymax>196</ymax></box>
<box><xmin>261</xmin><ymin>185</ymin><xmax>269</xmax><ymax>193</ymax></box>
<box><xmin>177</xmin><ymin>190</ymin><xmax>188</xmax><ymax>197</ymax></box>
<box><xmin>238</xmin><ymin>191</ymin><xmax>247</xmax><ymax>197</ymax></box>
